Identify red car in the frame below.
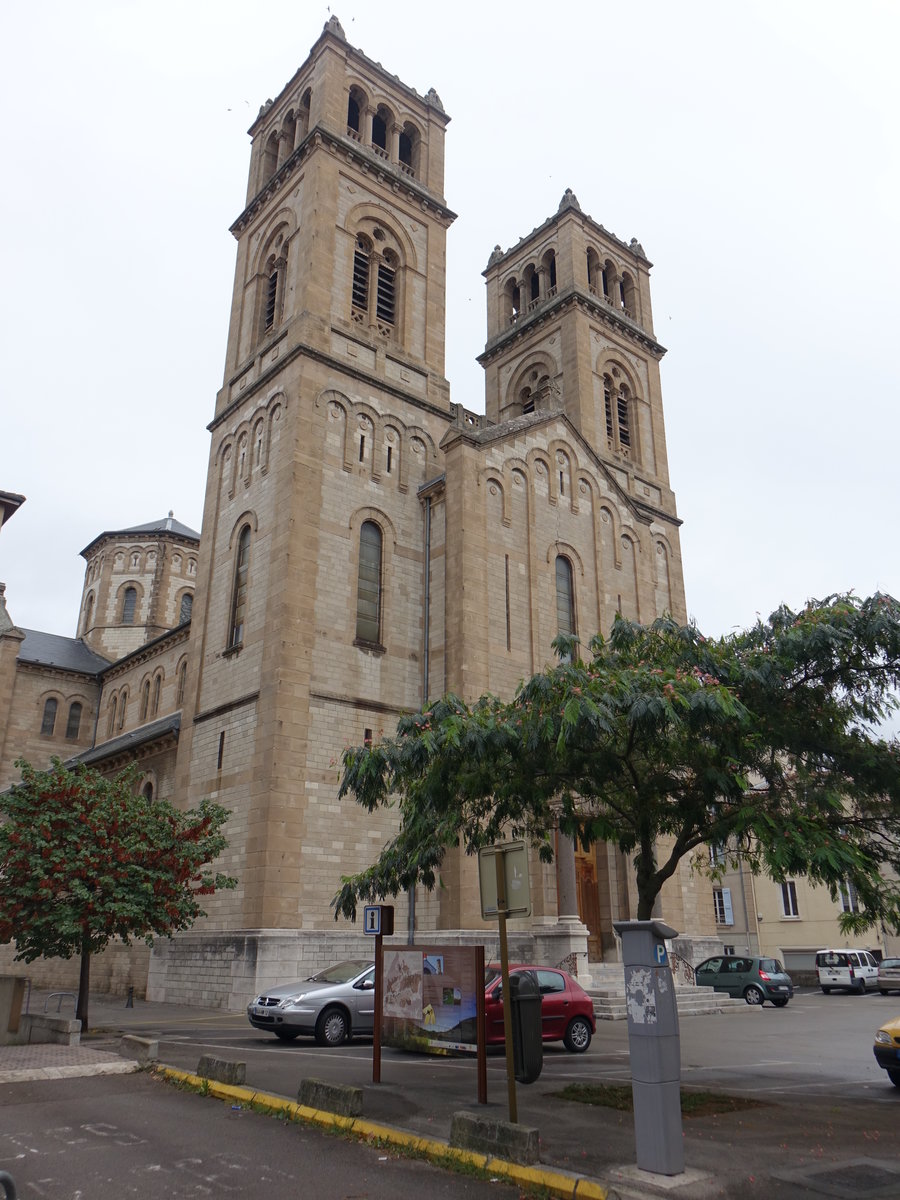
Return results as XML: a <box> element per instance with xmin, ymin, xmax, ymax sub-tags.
<box><xmin>484</xmin><ymin>963</ymin><xmax>596</xmax><ymax>1053</ymax></box>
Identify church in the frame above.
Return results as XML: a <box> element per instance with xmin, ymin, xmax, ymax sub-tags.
<box><xmin>0</xmin><ymin>17</ymin><xmax>719</xmax><ymax>1008</ymax></box>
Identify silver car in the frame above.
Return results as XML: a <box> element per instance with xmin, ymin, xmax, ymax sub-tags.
<box><xmin>247</xmin><ymin>959</ymin><xmax>375</xmax><ymax>1045</ymax></box>
<box><xmin>877</xmin><ymin>957</ymin><xmax>900</xmax><ymax>995</ymax></box>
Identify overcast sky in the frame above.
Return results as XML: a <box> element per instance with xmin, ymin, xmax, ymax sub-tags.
<box><xmin>1</xmin><ymin>1</ymin><xmax>897</xmax><ymax>652</ymax></box>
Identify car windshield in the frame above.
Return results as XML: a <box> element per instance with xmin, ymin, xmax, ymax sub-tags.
<box><xmin>308</xmin><ymin>960</ymin><xmax>372</xmax><ymax>984</ymax></box>
<box><xmin>880</xmin><ymin>959</ymin><xmax>900</xmax><ymax>969</ymax></box>
<box><xmin>760</xmin><ymin>959</ymin><xmax>783</xmax><ymax>974</ymax></box>
<box><xmin>484</xmin><ymin>966</ymin><xmax>501</xmax><ymax>987</ymax></box>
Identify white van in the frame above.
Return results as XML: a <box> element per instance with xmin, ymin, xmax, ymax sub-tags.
<box><xmin>815</xmin><ymin>948</ymin><xmax>880</xmax><ymax>994</ymax></box>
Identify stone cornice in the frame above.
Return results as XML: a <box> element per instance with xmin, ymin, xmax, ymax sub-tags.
<box><xmin>209</xmin><ymin>335</ymin><xmax>454</xmax><ymax>435</ymax></box>
<box><xmin>477</xmin><ymin>287</ymin><xmax>666</xmax><ymax>365</ymax></box>
<box><xmin>230</xmin><ymin>126</ymin><xmax>456</xmax><ymax>240</ymax></box>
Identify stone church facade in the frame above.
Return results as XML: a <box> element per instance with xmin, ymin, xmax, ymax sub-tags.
<box><xmin>0</xmin><ymin>18</ymin><xmax>717</xmax><ymax>1008</ymax></box>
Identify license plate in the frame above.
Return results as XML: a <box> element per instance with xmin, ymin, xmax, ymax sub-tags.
<box><xmin>254</xmin><ymin>1007</ymin><xmax>273</xmax><ymax>1019</ymax></box>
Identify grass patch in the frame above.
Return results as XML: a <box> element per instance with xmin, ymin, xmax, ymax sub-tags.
<box><xmin>553</xmin><ymin>1082</ymin><xmax>767</xmax><ymax>1118</ymax></box>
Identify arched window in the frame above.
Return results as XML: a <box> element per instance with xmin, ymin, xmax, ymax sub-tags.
<box><xmin>65</xmin><ymin>702</ymin><xmax>82</xmax><ymax>740</ymax></box>
<box><xmin>616</xmin><ymin>384</ymin><xmax>632</xmax><ymax>453</ymax></box>
<box><xmin>504</xmin><ymin>278</ymin><xmax>522</xmax><ymax>325</ymax></box>
<box><xmin>620</xmin><ymin>271</ymin><xmax>636</xmax><ymax>317</ymax></box>
<box><xmin>152</xmin><ymin>673</ymin><xmax>161</xmax><ymax>717</ymax></box>
<box><xmin>350</xmin><ymin>229</ymin><xmax>402</xmax><ymax>339</ymax></box>
<box><xmin>555</xmin><ymin>556</ymin><xmax>576</xmax><ymax>639</ymax></box>
<box><xmin>107</xmin><ymin>695</ymin><xmax>117</xmax><ymax>737</ymax></box>
<box><xmin>118</xmin><ymin>689</ymin><xmax>128</xmax><ymax>731</ymax></box>
<box><xmin>398</xmin><ymin>122</ymin><xmax>419</xmax><ymax>176</ymax></box>
<box><xmin>376</xmin><ymin>250</ymin><xmax>397</xmax><ymax>327</ymax></box>
<box><xmin>40</xmin><ymin>697</ymin><xmax>58</xmax><ymax>736</ymax></box>
<box><xmin>122</xmin><ymin>586</ymin><xmax>137</xmax><ymax>624</ymax></box>
<box><xmin>83</xmin><ymin>592</ymin><xmax>94</xmax><ymax>635</ymax></box>
<box><xmin>603</xmin><ymin>374</ymin><xmax>634</xmax><ymax>460</ymax></box>
<box><xmin>371</xmin><ymin>106</ymin><xmax>390</xmax><ymax>157</ymax></box>
<box><xmin>262</xmin><ymin>130</ymin><xmax>279</xmax><ymax>184</ymax></box>
<box><xmin>347</xmin><ymin>86</ymin><xmax>365</xmax><ymax>139</ymax></box>
<box><xmin>356</xmin><ymin>521</ymin><xmax>383</xmax><ymax>644</ymax></box>
<box><xmin>140</xmin><ymin>679</ymin><xmax>150</xmax><ymax>721</ymax></box>
<box><xmin>142</xmin><ymin>781</ymin><xmax>154</xmax><ymax>801</ymax></box>
<box><xmin>298</xmin><ymin>88</ymin><xmax>311</xmax><ymax>139</ymax></box>
<box><xmin>261</xmin><ymin>248</ymin><xmax>287</xmax><ymax>335</ymax></box>
<box><xmin>351</xmin><ymin>235</ymin><xmax>371</xmax><ymax>319</ymax></box>
<box><xmin>176</xmin><ymin>660</ymin><xmax>187</xmax><ymax>707</ymax></box>
<box><xmin>229</xmin><ymin>525</ymin><xmax>251</xmax><ymax>648</ymax></box>
<box><xmin>179</xmin><ymin>592</ymin><xmax>193</xmax><ymax>623</ymax></box>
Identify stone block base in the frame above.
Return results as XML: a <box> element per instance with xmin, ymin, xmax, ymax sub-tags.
<box><xmin>298</xmin><ymin>1076</ymin><xmax>363</xmax><ymax>1117</ymax></box>
<box><xmin>449</xmin><ymin>1110</ymin><xmax>540</xmax><ymax>1165</ymax></box>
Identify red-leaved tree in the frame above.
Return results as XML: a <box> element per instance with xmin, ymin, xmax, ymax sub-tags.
<box><xmin>0</xmin><ymin>758</ymin><xmax>236</xmax><ymax>1027</ymax></box>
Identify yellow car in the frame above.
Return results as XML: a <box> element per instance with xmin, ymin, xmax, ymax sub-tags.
<box><xmin>873</xmin><ymin>1015</ymin><xmax>900</xmax><ymax>1087</ymax></box>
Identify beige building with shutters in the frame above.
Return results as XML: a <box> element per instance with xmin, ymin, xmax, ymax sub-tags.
<box><xmin>0</xmin><ymin>17</ymin><xmax>728</xmax><ymax>1007</ymax></box>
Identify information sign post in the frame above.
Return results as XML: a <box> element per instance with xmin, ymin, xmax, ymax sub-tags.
<box><xmin>479</xmin><ymin>842</ymin><xmax>531</xmax><ymax>1123</ymax></box>
<box><xmin>363</xmin><ymin>904</ymin><xmax>393</xmax><ymax>1084</ymax></box>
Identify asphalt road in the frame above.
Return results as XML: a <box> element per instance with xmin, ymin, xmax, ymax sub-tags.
<box><xmin>6</xmin><ymin>985</ymin><xmax>900</xmax><ymax>1200</ymax></box>
<box><xmin>118</xmin><ymin>986</ymin><xmax>900</xmax><ymax>1106</ymax></box>
<box><xmin>0</xmin><ymin>1073</ymin><xmax>531</xmax><ymax>1200</ymax></box>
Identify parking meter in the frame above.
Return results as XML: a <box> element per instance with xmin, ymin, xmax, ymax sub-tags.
<box><xmin>509</xmin><ymin>971</ymin><xmax>543</xmax><ymax>1084</ymax></box>
<box><xmin>613</xmin><ymin>919</ymin><xmax>683</xmax><ymax>1176</ymax></box>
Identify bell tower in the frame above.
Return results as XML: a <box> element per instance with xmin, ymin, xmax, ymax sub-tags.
<box><xmin>216</xmin><ymin>15</ymin><xmax>455</xmax><ymax>418</ymax></box>
<box><xmin>175</xmin><ymin>18</ymin><xmax>458</xmax><ymax>940</ymax></box>
<box><xmin>478</xmin><ymin>189</ymin><xmax>678</xmax><ymax>524</ymax></box>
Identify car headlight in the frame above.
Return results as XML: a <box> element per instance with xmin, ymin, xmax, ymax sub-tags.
<box><xmin>278</xmin><ymin>994</ymin><xmax>307</xmax><ymax>1008</ymax></box>
<box><xmin>875</xmin><ymin>1029</ymin><xmax>894</xmax><ymax>1045</ymax></box>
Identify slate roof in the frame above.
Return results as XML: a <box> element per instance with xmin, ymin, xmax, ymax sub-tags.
<box><xmin>80</xmin><ymin>513</ymin><xmax>200</xmax><ymax>557</ymax></box>
<box><xmin>67</xmin><ymin>713</ymin><xmax>181</xmax><ymax>768</ymax></box>
<box><xmin>18</xmin><ymin>629</ymin><xmax>111</xmax><ymax>675</ymax></box>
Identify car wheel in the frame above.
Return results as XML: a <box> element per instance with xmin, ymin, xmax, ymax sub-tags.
<box><xmin>888</xmin><ymin>1069</ymin><xmax>900</xmax><ymax>1089</ymax></box>
<box><xmin>274</xmin><ymin>1029</ymin><xmax>300</xmax><ymax>1042</ymax></box>
<box><xmin>315</xmin><ymin>1006</ymin><xmax>349</xmax><ymax>1047</ymax></box>
<box><xmin>771</xmin><ymin>998</ymin><xmax>789</xmax><ymax>1008</ymax></box>
<box><xmin>563</xmin><ymin>1016</ymin><xmax>592</xmax><ymax>1053</ymax></box>
<box><xmin>820</xmin><ymin>987</ymin><xmax>831</xmax><ymax>995</ymax></box>
<box><xmin>743</xmin><ymin>985</ymin><xmax>764</xmax><ymax>1006</ymax></box>
<box><xmin>857</xmin><ymin>978</ymin><xmax>867</xmax><ymax>994</ymax></box>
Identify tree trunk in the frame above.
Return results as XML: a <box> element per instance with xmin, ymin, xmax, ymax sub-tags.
<box><xmin>635</xmin><ymin>833</ymin><xmax>659</xmax><ymax>921</ymax></box>
<box><xmin>77</xmin><ymin>936</ymin><xmax>91</xmax><ymax>1029</ymax></box>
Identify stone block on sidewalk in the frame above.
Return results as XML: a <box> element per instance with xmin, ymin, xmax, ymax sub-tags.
<box><xmin>298</xmin><ymin>1077</ymin><xmax>363</xmax><ymax>1117</ymax></box>
<box><xmin>119</xmin><ymin>1035</ymin><xmax>159</xmax><ymax>1065</ymax></box>
<box><xmin>450</xmin><ymin>1110</ymin><xmax>540</xmax><ymax>1165</ymax></box>
<box><xmin>196</xmin><ymin>1055</ymin><xmax>246</xmax><ymax>1086</ymax></box>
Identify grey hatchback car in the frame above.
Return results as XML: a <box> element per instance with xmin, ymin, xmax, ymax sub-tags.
<box><xmin>695</xmin><ymin>955</ymin><xmax>794</xmax><ymax>1006</ymax></box>
<box><xmin>247</xmin><ymin>959</ymin><xmax>375</xmax><ymax>1045</ymax></box>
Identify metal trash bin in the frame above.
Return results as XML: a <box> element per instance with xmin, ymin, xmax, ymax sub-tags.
<box><xmin>509</xmin><ymin>971</ymin><xmax>543</xmax><ymax>1083</ymax></box>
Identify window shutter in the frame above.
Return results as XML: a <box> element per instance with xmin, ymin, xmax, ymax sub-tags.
<box><xmin>721</xmin><ymin>887</ymin><xmax>734</xmax><ymax>925</ymax></box>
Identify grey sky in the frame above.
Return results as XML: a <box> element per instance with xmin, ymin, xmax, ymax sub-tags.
<box><xmin>1</xmin><ymin>1</ymin><xmax>897</xmax><ymax>650</ymax></box>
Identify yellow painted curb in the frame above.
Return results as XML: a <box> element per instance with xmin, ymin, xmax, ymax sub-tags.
<box><xmin>157</xmin><ymin>1067</ymin><xmax>613</xmax><ymax>1199</ymax></box>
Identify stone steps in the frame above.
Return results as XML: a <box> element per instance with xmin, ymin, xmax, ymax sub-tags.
<box><xmin>583</xmin><ymin>966</ymin><xmax>745</xmax><ymax>1020</ymax></box>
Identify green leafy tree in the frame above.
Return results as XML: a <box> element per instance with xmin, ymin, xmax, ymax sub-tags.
<box><xmin>0</xmin><ymin>759</ymin><xmax>236</xmax><ymax>1027</ymax></box>
<box><xmin>335</xmin><ymin>593</ymin><xmax>900</xmax><ymax>934</ymax></box>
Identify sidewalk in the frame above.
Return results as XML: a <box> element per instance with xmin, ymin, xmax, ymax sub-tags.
<box><xmin>4</xmin><ymin>989</ymin><xmax>900</xmax><ymax>1200</ymax></box>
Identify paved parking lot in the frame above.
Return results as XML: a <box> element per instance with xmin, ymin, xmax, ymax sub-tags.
<box><xmin>4</xmin><ymin>985</ymin><xmax>900</xmax><ymax>1198</ymax></box>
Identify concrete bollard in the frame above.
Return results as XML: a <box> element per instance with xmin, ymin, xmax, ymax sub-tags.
<box><xmin>119</xmin><ymin>1035</ymin><xmax>159</xmax><ymax>1065</ymax></box>
<box><xmin>298</xmin><ymin>1077</ymin><xmax>363</xmax><ymax>1117</ymax></box>
<box><xmin>196</xmin><ymin>1055</ymin><xmax>246</xmax><ymax>1086</ymax></box>
<box><xmin>449</xmin><ymin>1111</ymin><xmax>540</xmax><ymax>1165</ymax></box>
